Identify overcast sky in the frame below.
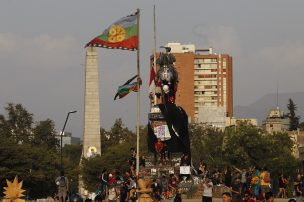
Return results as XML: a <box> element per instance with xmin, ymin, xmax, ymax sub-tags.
<box><xmin>1</xmin><ymin>0</ymin><xmax>304</xmax><ymax>138</ymax></box>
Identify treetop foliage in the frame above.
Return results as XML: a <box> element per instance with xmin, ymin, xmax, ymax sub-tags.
<box><xmin>0</xmin><ymin>103</ymin><xmax>300</xmax><ymax>197</ymax></box>
<box><xmin>287</xmin><ymin>98</ymin><xmax>300</xmax><ymax>131</ymax></box>
<box><xmin>0</xmin><ymin>103</ymin><xmax>81</xmax><ymax>199</ymax></box>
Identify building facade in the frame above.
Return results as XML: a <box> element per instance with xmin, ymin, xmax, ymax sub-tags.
<box><xmin>155</xmin><ymin>43</ymin><xmax>233</xmax><ymax>123</ymax></box>
<box><xmin>225</xmin><ymin>118</ymin><xmax>258</xmax><ymax>127</ymax></box>
<box><xmin>262</xmin><ymin>107</ymin><xmax>290</xmax><ymax>133</ymax></box>
<box><xmin>56</xmin><ymin>131</ymin><xmax>81</xmax><ymax>146</ymax></box>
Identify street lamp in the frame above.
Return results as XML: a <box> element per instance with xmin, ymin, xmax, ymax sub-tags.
<box><xmin>60</xmin><ymin>110</ymin><xmax>77</xmax><ymax>172</ymax></box>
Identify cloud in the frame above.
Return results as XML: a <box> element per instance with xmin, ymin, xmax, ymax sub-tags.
<box><xmin>0</xmin><ymin>33</ymin><xmax>18</xmax><ymax>53</ymax></box>
<box><xmin>192</xmin><ymin>24</ymin><xmax>240</xmax><ymax>54</ymax></box>
<box><xmin>0</xmin><ymin>33</ymin><xmax>80</xmax><ymax>70</ymax></box>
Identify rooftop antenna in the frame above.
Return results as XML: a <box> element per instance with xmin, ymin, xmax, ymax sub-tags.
<box><xmin>276</xmin><ymin>66</ymin><xmax>279</xmax><ymax>109</ymax></box>
<box><xmin>276</xmin><ymin>80</ymin><xmax>279</xmax><ymax>109</ymax></box>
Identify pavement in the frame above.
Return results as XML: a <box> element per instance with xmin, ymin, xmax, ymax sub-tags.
<box><xmin>164</xmin><ymin>198</ymin><xmax>291</xmax><ymax>202</ymax></box>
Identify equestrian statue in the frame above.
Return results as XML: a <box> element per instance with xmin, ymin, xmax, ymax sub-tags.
<box><xmin>148</xmin><ymin>47</ymin><xmax>190</xmax><ymax>166</ymax></box>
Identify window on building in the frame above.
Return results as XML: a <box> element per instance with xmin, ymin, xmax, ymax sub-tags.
<box><xmin>198</xmin><ymin>74</ymin><xmax>217</xmax><ymax>78</ymax></box>
<box><xmin>201</xmin><ymin>64</ymin><xmax>210</xmax><ymax>69</ymax></box>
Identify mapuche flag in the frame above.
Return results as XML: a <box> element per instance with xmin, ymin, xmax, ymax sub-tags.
<box><xmin>114</xmin><ymin>75</ymin><xmax>142</xmax><ymax>100</ymax></box>
<box><xmin>86</xmin><ymin>11</ymin><xmax>138</xmax><ymax>51</ymax></box>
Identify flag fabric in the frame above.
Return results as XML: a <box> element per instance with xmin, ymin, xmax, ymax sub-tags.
<box><xmin>114</xmin><ymin>75</ymin><xmax>142</xmax><ymax>100</ymax></box>
<box><xmin>149</xmin><ymin>63</ymin><xmax>156</xmax><ymax>98</ymax></box>
<box><xmin>86</xmin><ymin>11</ymin><xmax>138</xmax><ymax>51</ymax></box>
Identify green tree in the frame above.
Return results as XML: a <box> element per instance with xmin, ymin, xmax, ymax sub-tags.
<box><xmin>222</xmin><ymin>123</ymin><xmax>298</xmax><ymax>177</ymax></box>
<box><xmin>223</xmin><ymin>123</ymin><xmax>268</xmax><ymax>168</ymax></box>
<box><xmin>0</xmin><ymin>137</ymin><xmax>59</xmax><ymax>198</ymax></box>
<box><xmin>31</xmin><ymin>119</ymin><xmax>59</xmax><ymax>150</ymax></box>
<box><xmin>265</xmin><ymin>132</ymin><xmax>298</xmax><ymax>176</ymax></box>
<box><xmin>0</xmin><ymin>103</ymin><xmax>33</xmax><ymax>143</ymax></box>
<box><xmin>80</xmin><ymin>121</ymin><xmax>149</xmax><ymax>192</ymax></box>
<box><xmin>100</xmin><ymin>127</ymin><xmax>108</xmax><ymax>152</ymax></box>
<box><xmin>139</xmin><ymin>125</ymin><xmax>149</xmax><ymax>157</ymax></box>
<box><xmin>299</xmin><ymin>122</ymin><xmax>304</xmax><ymax>131</ymax></box>
<box><xmin>0</xmin><ymin>103</ymin><xmax>60</xmax><ymax>199</ymax></box>
<box><xmin>189</xmin><ymin>124</ymin><xmax>225</xmax><ymax>168</ymax></box>
<box><xmin>287</xmin><ymin>98</ymin><xmax>300</xmax><ymax>131</ymax></box>
<box><xmin>80</xmin><ymin>141</ymin><xmax>134</xmax><ymax>192</ymax></box>
<box><xmin>107</xmin><ymin>118</ymin><xmax>134</xmax><ymax>146</ymax></box>
<box><xmin>80</xmin><ymin>155</ymin><xmax>103</xmax><ymax>192</ymax></box>
<box><xmin>62</xmin><ymin>144</ymin><xmax>82</xmax><ymax>193</ymax></box>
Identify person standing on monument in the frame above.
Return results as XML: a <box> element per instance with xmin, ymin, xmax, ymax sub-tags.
<box><xmin>128</xmin><ymin>148</ymin><xmax>136</xmax><ymax>164</ymax></box>
<box><xmin>55</xmin><ymin>170</ymin><xmax>69</xmax><ymax>202</ymax></box>
<box><xmin>179</xmin><ymin>154</ymin><xmax>191</xmax><ymax>181</ymax></box>
<box><xmin>155</xmin><ymin>138</ymin><xmax>165</xmax><ymax>164</ymax></box>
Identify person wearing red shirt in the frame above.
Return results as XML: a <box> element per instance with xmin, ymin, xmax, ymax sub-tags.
<box><xmin>242</xmin><ymin>191</ymin><xmax>255</xmax><ymax>202</ymax></box>
<box><xmin>168</xmin><ymin>174</ymin><xmax>178</xmax><ymax>195</ymax></box>
<box><xmin>154</xmin><ymin>138</ymin><xmax>166</xmax><ymax>164</ymax></box>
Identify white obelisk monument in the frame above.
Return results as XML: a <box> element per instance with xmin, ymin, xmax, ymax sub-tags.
<box><xmin>83</xmin><ymin>47</ymin><xmax>101</xmax><ymax>157</ymax></box>
<box><xmin>79</xmin><ymin>47</ymin><xmax>101</xmax><ymax>196</ymax></box>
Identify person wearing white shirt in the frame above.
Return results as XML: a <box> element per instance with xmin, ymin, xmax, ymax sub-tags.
<box><xmin>202</xmin><ymin>177</ymin><xmax>213</xmax><ymax>202</ymax></box>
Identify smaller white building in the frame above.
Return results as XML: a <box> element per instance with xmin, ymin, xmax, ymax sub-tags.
<box><xmin>225</xmin><ymin>117</ymin><xmax>258</xmax><ymax>127</ymax></box>
<box><xmin>165</xmin><ymin>42</ymin><xmax>196</xmax><ymax>53</ymax></box>
<box><xmin>198</xmin><ymin>106</ymin><xmax>226</xmax><ymax>128</ymax></box>
<box><xmin>56</xmin><ymin>131</ymin><xmax>81</xmax><ymax>146</ymax></box>
<box><xmin>262</xmin><ymin>107</ymin><xmax>289</xmax><ymax>133</ymax></box>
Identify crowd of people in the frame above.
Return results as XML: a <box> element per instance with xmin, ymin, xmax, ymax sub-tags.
<box><xmin>92</xmin><ymin>148</ymin><xmax>186</xmax><ymax>202</ymax></box>
<box><xmin>195</xmin><ymin>163</ymin><xmax>288</xmax><ymax>202</ymax></box>
<box><xmin>62</xmin><ymin>148</ymin><xmax>301</xmax><ymax>202</ymax></box>
<box><xmin>195</xmin><ymin>162</ymin><xmax>304</xmax><ymax>202</ymax></box>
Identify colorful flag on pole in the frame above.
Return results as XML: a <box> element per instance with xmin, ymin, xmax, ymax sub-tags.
<box><xmin>114</xmin><ymin>75</ymin><xmax>142</xmax><ymax>100</ymax></box>
<box><xmin>86</xmin><ymin>11</ymin><xmax>138</xmax><ymax>51</ymax></box>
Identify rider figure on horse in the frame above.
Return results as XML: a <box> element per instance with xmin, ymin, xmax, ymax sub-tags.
<box><xmin>154</xmin><ymin>47</ymin><xmax>179</xmax><ymax>104</ymax></box>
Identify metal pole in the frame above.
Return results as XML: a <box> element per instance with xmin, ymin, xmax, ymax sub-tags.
<box><xmin>60</xmin><ymin>110</ymin><xmax>77</xmax><ymax>172</ymax></box>
<box><xmin>136</xmin><ymin>8</ymin><xmax>140</xmax><ymax>177</ymax></box>
<box><xmin>153</xmin><ymin>5</ymin><xmax>157</xmax><ymax>105</ymax></box>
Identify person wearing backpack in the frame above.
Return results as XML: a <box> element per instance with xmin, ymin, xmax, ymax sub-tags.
<box><xmin>55</xmin><ymin>170</ymin><xmax>69</xmax><ymax>202</ymax></box>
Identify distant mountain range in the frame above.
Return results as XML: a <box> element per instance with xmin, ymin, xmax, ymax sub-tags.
<box><xmin>234</xmin><ymin>92</ymin><xmax>304</xmax><ymax>125</ymax></box>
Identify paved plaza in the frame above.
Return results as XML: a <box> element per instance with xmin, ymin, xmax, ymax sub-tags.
<box><xmin>164</xmin><ymin>199</ymin><xmax>290</xmax><ymax>202</ymax></box>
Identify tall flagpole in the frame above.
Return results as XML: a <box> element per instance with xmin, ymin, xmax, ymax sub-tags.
<box><xmin>153</xmin><ymin>5</ymin><xmax>157</xmax><ymax>105</ymax></box>
<box><xmin>136</xmin><ymin>8</ymin><xmax>140</xmax><ymax>177</ymax></box>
